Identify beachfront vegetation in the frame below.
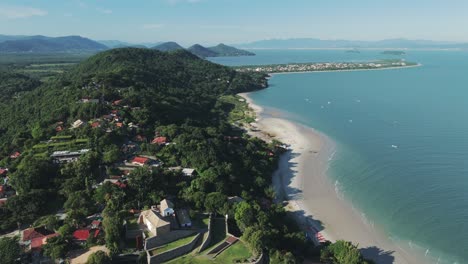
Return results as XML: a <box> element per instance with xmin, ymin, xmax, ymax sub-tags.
<box><xmin>320</xmin><ymin>240</ymin><xmax>375</xmax><ymax>264</ymax></box>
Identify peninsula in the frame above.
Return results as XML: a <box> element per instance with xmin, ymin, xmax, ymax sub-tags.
<box><xmin>234</xmin><ymin>60</ymin><xmax>418</xmax><ymax>74</ymax></box>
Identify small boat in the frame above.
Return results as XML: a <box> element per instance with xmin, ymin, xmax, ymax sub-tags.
<box><xmin>391</xmin><ymin>145</ymin><xmax>398</xmax><ymax>149</ymax></box>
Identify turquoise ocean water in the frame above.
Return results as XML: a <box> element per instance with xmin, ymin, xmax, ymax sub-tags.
<box><xmin>211</xmin><ymin>50</ymin><xmax>468</xmax><ymax>263</ymax></box>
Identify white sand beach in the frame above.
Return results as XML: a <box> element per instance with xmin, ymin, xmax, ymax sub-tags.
<box><xmin>238</xmin><ymin>92</ymin><xmax>426</xmax><ymax>264</ymax></box>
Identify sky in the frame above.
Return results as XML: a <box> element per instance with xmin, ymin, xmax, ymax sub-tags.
<box><xmin>1</xmin><ymin>0</ymin><xmax>468</xmax><ymax>46</ymax></box>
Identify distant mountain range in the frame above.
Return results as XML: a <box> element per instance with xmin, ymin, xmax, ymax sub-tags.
<box><xmin>98</xmin><ymin>40</ymin><xmax>161</xmax><ymax>48</ymax></box>
<box><xmin>0</xmin><ymin>35</ymin><xmax>107</xmax><ymax>53</ymax></box>
<box><xmin>152</xmin><ymin>42</ymin><xmax>185</xmax><ymax>52</ymax></box>
<box><xmin>153</xmin><ymin>42</ymin><xmax>255</xmax><ymax>57</ymax></box>
<box><xmin>236</xmin><ymin>38</ymin><xmax>468</xmax><ymax>49</ymax></box>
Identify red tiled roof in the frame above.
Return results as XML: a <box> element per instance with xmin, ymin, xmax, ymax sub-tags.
<box><xmin>91</xmin><ymin>220</ymin><xmax>101</xmax><ymax>227</ymax></box>
<box><xmin>0</xmin><ymin>185</ymin><xmax>5</xmax><ymax>193</ymax></box>
<box><xmin>73</xmin><ymin>229</ymin><xmax>95</xmax><ymax>241</ymax></box>
<box><xmin>116</xmin><ymin>122</ymin><xmax>123</xmax><ymax>128</ymax></box>
<box><xmin>31</xmin><ymin>233</ymin><xmax>59</xmax><ymax>250</ymax></box>
<box><xmin>10</xmin><ymin>152</ymin><xmax>20</xmax><ymax>159</ymax></box>
<box><xmin>132</xmin><ymin>156</ymin><xmax>149</xmax><ymax>165</ymax></box>
<box><xmin>0</xmin><ymin>168</ymin><xmax>7</xmax><ymax>175</ymax></box>
<box><xmin>151</xmin><ymin>137</ymin><xmax>167</xmax><ymax>145</ymax></box>
<box><xmin>22</xmin><ymin>227</ymin><xmax>55</xmax><ymax>242</ymax></box>
<box><xmin>113</xmin><ymin>181</ymin><xmax>127</xmax><ymax>189</ymax></box>
<box><xmin>0</xmin><ymin>199</ymin><xmax>7</xmax><ymax>207</ymax></box>
<box><xmin>91</xmin><ymin>122</ymin><xmax>101</xmax><ymax>128</ymax></box>
<box><xmin>112</xmin><ymin>100</ymin><xmax>123</xmax><ymax>105</ymax></box>
<box><xmin>55</xmin><ymin>126</ymin><xmax>63</xmax><ymax>132</ymax></box>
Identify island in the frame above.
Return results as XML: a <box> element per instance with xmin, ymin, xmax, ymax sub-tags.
<box><xmin>233</xmin><ymin>60</ymin><xmax>418</xmax><ymax>74</ymax></box>
<box><xmin>381</xmin><ymin>50</ymin><xmax>406</xmax><ymax>55</ymax></box>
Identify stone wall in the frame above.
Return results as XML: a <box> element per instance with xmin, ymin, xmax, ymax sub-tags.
<box><xmin>147</xmin><ymin>233</ymin><xmax>201</xmax><ymax>264</ymax></box>
<box><xmin>253</xmin><ymin>252</ymin><xmax>265</xmax><ymax>264</ymax></box>
<box><xmin>198</xmin><ymin>214</ymin><xmax>213</xmax><ymax>253</ymax></box>
<box><xmin>144</xmin><ymin>230</ymin><xmax>195</xmax><ymax>250</ymax></box>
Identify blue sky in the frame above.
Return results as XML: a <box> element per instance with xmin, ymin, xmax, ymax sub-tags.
<box><xmin>1</xmin><ymin>0</ymin><xmax>468</xmax><ymax>45</ymax></box>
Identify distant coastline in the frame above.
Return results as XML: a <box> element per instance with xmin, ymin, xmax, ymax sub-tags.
<box><xmin>269</xmin><ymin>63</ymin><xmax>422</xmax><ymax>76</ymax></box>
<box><xmin>235</xmin><ymin>61</ymin><xmax>422</xmax><ymax>75</ymax></box>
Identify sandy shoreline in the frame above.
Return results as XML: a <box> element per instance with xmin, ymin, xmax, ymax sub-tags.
<box><xmin>238</xmin><ymin>92</ymin><xmax>426</xmax><ymax>264</ymax></box>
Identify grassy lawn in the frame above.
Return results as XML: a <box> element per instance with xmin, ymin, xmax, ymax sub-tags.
<box><xmin>218</xmin><ymin>95</ymin><xmax>255</xmax><ymax>124</ymax></box>
<box><xmin>215</xmin><ymin>242</ymin><xmax>251</xmax><ymax>263</ymax></box>
<box><xmin>164</xmin><ymin>241</ymin><xmax>251</xmax><ymax>264</ymax></box>
<box><xmin>150</xmin><ymin>234</ymin><xmax>198</xmax><ymax>256</ymax></box>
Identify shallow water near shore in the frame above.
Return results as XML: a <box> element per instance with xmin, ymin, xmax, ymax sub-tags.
<box><xmin>212</xmin><ymin>50</ymin><xmax>468</xmax><ymax>263</ymax></box>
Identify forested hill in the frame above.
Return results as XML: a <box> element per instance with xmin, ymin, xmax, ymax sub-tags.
<box><xmin>0</xmin><ymin>48</ymin><xmax>267</xmax><ymax>155</ymax></box>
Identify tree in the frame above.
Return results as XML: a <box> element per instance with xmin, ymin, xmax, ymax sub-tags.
<box><xmin>234</xmin><ymin>201</ymin><xmax>255</xmax><ymax>232</ymax></box>
<box><xmin>102</xmin><ymin>145</ymin><xmax>120</xmax><ymax>164</ymax></box>
<box><xmin>270</xmin><ymin>250</ymin><xmax>296</xmax><ymax>264</ymax></box>
<box><xmin>86</xmin><ymin>250</ymin><xmax>111</xmax><ymax>264</ymax></box>
<box><xmin>242</xmin><ymin>226</ymin><xmax>266</xmax><ymax>255</ymax></box>
<box><xmin>204</xmin><ymin>192</ymin><xmax>227</xmax><ymax>215</ymax></box>
<box><xmin>0</xmin><ymin>237</ymin><xmax>20</xmax><ymax>264</ymax></box>
<box><xmin>9</xmin><ymin>156</ymin><xmax>56</xmax><ymax>194</ymax></box>
<box><xmin>320</xmin><ymin>240</ymin><xmax>365</xmax><ymax>264</ymax></box>
<box><xmin>42</xmin><ymin>236</ymin><xmax>68</xmax><ymax>261</ymax></box>
<box><xmin>6</xmin><ymin>190</ymin><xmax>49</xmax><ymax>225</ymax></box>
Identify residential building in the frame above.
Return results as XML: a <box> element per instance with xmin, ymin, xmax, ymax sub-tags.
<box><xmin>138</xmin><ymin>210</ymin><xmax>171</xmax><ymax>237</ymax></box>
<box><xmin>21</xmin><ymin>227</ymin><xmax>59</xmax><ymax>251</ymax></box>
<box><xmin>160</xmin><ymin>199</ymin><xmax>174</xmax><ymax>217</ymax></box>
<box><xmin>151</xmin><ymin>137</ymin><xmax>167</xmax><ymax>145</ymax></box>
<box><xmin>71</xmin><ymin>119</ymin><xmax>84</xmax><ymax>129</ymax></box>
<box><xmin>182</xmin><ymin>168</ymin><xmax>195</xmax><ymax>177</ymax></box>
<box><xmin>73</xmin><ymin>229</ymin><xmax>100</xmax><ymax>243</ymax></box>
<box><xmin>176</xmin><ymin>209</ymin><xmax>192</xmax><ymax>228</ymax></box>
<box><xmin>131</xmin><ymin>156</ymin><xmax>150</xmax><ymax>166</ymax></box>
<box><xmin>51</xmin><ymin>149</ymin><xmax>90</xmax><ymax>164</ymax></box>
<box><xmin>10</xmin><ymin>151</ymin><xmax>20</xmax><ymax>159</ymax></box>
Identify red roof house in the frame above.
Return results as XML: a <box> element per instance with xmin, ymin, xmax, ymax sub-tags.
<box><xmin>151</xmin><ymin>137</ymin><xmax>167</xmax><ymax>145</ymax></box>
<box><xmin>91</xmin><ymin>122</ymin><xmax>101</xmax><ymax>128</ymax></box>
<box><xmin>10</xmin><ymin>151</ymin><xmax>21</xmax><ymax>159</ymax></box>
<box><xmin>55</xmin><ymin>126</ymin><xmax>63</xmax><ymax>132</ymax></box>
<box><xmin>73</xmin><ymin>229</ymin><xmax>100</xmax><ymax>241</ymax></box>
<box><xmin>30</xmin><ymin>233</ymin><xmax>59</xmax><ymax>251</ymax></box>
<box><xmin>112</xmin><ymin>99</ymin><xmax>123</xmax><ymax>106</ymax></box>
<box><xmin>91</xmin><ymin>220</ymin><xmax>102</xmax><ymax>229</ymax></box>
<box><xmin>0</xmin><ymin>168</ymin><xmax>7</xmax><ymax>176</ymax></box>
<box><xmin>131</xmin><ymin>156</ymin><xmax>149</xmax><ymax>166</ymax></box>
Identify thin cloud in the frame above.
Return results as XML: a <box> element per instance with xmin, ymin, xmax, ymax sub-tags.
<box><xmin>142</xmin><ymin>24</ymin><xmax>164</xmax><ymax>29</ymax></box>
<box><xmin>167</xmin><ymin>0</ymin><xmax>203</xmax><ymax>4</ymax></box>
<box><xmin>0</xmin><ymin>5</ymin><xmax>47</xmax><ymax>19</ymax></box>
<box><xmin>98</xmin><ymin>8</ymin><xmax>113</xmax><ymax>14</ymax></box>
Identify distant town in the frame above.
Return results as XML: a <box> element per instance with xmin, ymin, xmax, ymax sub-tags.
<box><xmin>234</xmin><ymin>60</ymin><xmax>418</xmax><ymax>74</ymax></box>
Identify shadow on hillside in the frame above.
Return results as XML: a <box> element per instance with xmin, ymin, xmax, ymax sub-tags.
<box><xmin>361</xmin><ymin>246</ymin><xmax>395</xmax><ymax>264</ymax></box>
